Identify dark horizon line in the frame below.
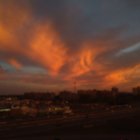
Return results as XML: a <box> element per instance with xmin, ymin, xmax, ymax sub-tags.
<box><xmin>0</xmin><ymin>87</ymin><xmax>140</xmax><ymax>96</ymax></box>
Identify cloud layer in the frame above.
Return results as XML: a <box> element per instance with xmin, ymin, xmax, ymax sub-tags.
<box><xmin>0</xmin><ymin>0</ymin><xmax>140</xmax><ymax>94</ymax></box>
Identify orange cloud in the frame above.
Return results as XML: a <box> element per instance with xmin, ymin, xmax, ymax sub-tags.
<box><xmin>70</xmin><ymin>48</ymin><xmax>93</xmax><ymax>78</ymax></box>
<box><xmin>0</xmin><ymin>1</ymin><xmax>68</xmax><ymax>76</ymax></box>
<box><xmin>106</xmin><ymin>64</ymin><xmax>140</xmax><ymax>88</ymax></box>
<box><xmin>8</xmin><ymin>59</ymin><xmax>22</xmax><ymax>70</ymax></box>
<box><xmin>1</xmin><ymin>0</ymin><xmax>140</xmax><ymax>92</ymax></box>
<box><xmin>0</xmin><ymin>0</ymin><xmax>31</xmax><ymax>52</ymax></box>
<box><xmin>28</xmin><ymin>23</ymin><xmax>68</xmax><ymax>76</ymax></box>
<box><xmin>65</xmin><ymin>42</ymin><xmax>104</xmax><ymax>80</ymax></box>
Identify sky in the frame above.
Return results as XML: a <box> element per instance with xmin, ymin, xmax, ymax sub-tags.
<box><xmin>0</xmin><ymin>0</ymin><xmax>140</xmax><ymax>94</ymax></box>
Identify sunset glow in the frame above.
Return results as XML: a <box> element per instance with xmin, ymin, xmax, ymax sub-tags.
<box><xmin>0</xmin><ymin>0</ymin><xmax>140</xmax><ymax>94</ymax></box>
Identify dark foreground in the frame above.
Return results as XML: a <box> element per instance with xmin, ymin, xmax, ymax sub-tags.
<box><xmin>0</xmin><ymin>108</ymin><xmax>140</xmax><ymax>140</ymax></box>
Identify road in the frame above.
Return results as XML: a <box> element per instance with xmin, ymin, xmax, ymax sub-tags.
<box><xmin>0</xmin><ymin>108</ymin><xmax>140</xmax><ymax>140</ymax></box>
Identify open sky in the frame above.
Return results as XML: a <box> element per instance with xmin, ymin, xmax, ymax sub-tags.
<box><xmin>0</xmin><ymin>0</ymin><xmax>140</xmax><ymax>94</ymax></box>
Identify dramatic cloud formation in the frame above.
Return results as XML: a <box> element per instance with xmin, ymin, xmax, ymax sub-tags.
<box><xmin>0</xmin><ymin>0</ymin><xmax>140</xmax><ymax>94</ymax></box>
<box><xmin>29</xmin><ymin>22</ymin><xmax>68</xmax><ymax>76</ymax></box>
<box><xmin>106</xmin><ymin>64</ymin><xmax>140</xmax><ymax>89</ymax></box>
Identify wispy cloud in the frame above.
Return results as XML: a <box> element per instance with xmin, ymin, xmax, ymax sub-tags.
<box><xmin>0</xmin><ymin>0</ymin><xmax>140</xmax><ymax>94</ymax></box>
